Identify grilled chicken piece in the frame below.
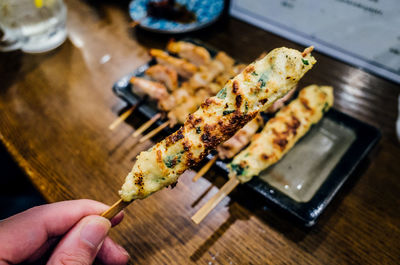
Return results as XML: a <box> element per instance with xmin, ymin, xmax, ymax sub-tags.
<box><xmin>120</xmin><ymin>47</ymin><xmax>316</xmax><ymax>201</ymax></box>
<box><xmin>167</xmin><ymin>88</ymin><xmax>210</xmax><ymax>126</ymax></box>
<box><xmin>217</xmin><ymin>114</ymin><xmax>264</xmax><ymax>160</ymax></box>
<box><xmin>214</xmin><ymin>51</ymin><xmax>235</xmax><ymax>69</ymax></box>
<box><xmin>149</xmin><ymin>49</ymin><xmax>198</xmax><ymax>78</ymax></box>
<box><xmin>187</xmin><ymin>60</ymin><xmax>224</xmax><ymax>90</ymax></box>
<box><xmin>187</xmin><ymin>51</ymin><xmax>240</xmax><ymax>93</ymax></box>
<box><xmin>159</xmin><ymin>87</ymin><xmax>192</xmax><ymax>112</ymax></box>
<box><xmin>229</xmin><ymin>85</ymin><xmax>333</xmax><ymax>183</ymax></box>
<box><xmin>130</xmin><ymin>77</ymin><xmax>169</xmax><ymax>101</ymax></box>
<box><xmin>167</xmin><ymin>40</ymin><xmax>211</xmax><ymax>66</ymax></box>
<box><xmin>266</xmin><ymin>86</ymin><xmax>296</xmax><ymax>113</ymax></box>
<box><xmin>145</xmin><ymin>64</ymin><xmax>178</xmax><ymax>91</ymax></box>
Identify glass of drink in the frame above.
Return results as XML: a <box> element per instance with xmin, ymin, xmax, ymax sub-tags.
<box><xmin>0</xmin><ymin>0</ymin><xmax>67</xmax><ymax>53</ymax></box>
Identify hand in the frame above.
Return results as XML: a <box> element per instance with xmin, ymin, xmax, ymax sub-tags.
<box><xmin>0</xmin><ymin>199</ymin><xmax>129</xmax><ymax>265</ymax></box>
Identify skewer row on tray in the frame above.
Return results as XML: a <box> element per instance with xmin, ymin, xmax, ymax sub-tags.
<box><xmin>109</xmin><ymin>40</ymin><xmax>245</xmax><ymax>138</ymax></box>
<box><xmin>110</xmin><ymin>40</ymin><xmax>287</xmax><ymax>142</ymax></box>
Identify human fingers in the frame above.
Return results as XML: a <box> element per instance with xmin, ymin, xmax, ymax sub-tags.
<box><xmin>0</xmin><ymin>199</ymin><xmax>123</xmax><ymax>264</ymax></box>
<box><xmin>47</xmin><ymin>215</ymin><xmax>110</xmax><ymax>265</ymax></box>
<box><xmin>96</xmin><ymin>237</ymin><xmax>130</xmax><ymax>265</ymax></box>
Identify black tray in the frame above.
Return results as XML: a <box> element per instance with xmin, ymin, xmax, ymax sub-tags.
<box><xmin>112</xmin><ymin>40</ymin><xmax>381</xmax><ymax>226</ymax></box>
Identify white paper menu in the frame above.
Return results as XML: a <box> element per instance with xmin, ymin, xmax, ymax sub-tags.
<box><xmin>230</xmin><ymin>0</ymin><xmax>400</xmax><ymax>84</ymax></box>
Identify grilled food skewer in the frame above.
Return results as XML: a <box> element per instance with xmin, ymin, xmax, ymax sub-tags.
<box><xmin>109</xmin><ymin>105</ymin><xmax>137</xmax><ymax>131</ymax></box>
<box><xmin>149</xmin><ymin>49</ymin><xmax>198</xmax><ymax>78</ymax></box>
<box><xmin>191</xmin><ymin>85</ymin><xmax>333</xmax><ymax>223</ymax></box>
<box><xmin>145</xmin><ymin>65</ymin><xmax>178</xmax><ymax>91</ymax></box>
<box><xmin>102</xmin><ymin>47</ymin><xmax>315</xmax><ymax>220</ymax></box>
<box><xmin>118</xmin><ymin>47</ymin><xmax>315</xmax><ymax>202</ymax></box>
<box><xmin>192</xmin><ymin>115</ymin><xmax>264</xmax><ymax>182</ymax></box>
<box><xmin>167</xmin><ymin>40</ymin><xmax>211</xmax><ymax>66</ymax></box>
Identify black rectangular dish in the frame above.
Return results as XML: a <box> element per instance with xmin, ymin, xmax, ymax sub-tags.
<box><xmin>112</xmin><ymin>39</ymin><xmax>381</xmax><ymax>226</ymax></box>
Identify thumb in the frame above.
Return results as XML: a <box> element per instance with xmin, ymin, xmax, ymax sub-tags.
<box><xmin>47</xmin><ymin>215</ymin><xmax>111</xmax><ymax>265</ymax></box>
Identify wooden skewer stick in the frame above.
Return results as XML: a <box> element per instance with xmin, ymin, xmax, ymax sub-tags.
<box><xmin>129</xmin><ymin>16</ymin><xmax>146</xmax><ymax>29</ymax></box>
<box><xmin>139</xmin><ymin>121</ymin><xmax>170</xmax><ymax>143</ymax></box>
<box><xmin>191</xmin><ymin>177</ymin><xmax>240</xmax><ymax>224</ymax></box>
<box><xmin>101</xmin><ymin>199</ymin><xmax>133</xmax><ymax>220</ymax></box>
<box><xmin>129</xmin><ymin>20</ymin><xmax>141</xmax><ymax>28</ymax></box>
<box><xmin>192</xmin><ymin>156</ymin><xmax>218</xmax><ymax>182</ymax></box>
<box><xmin>132</xmin><ymin>113</ymin><xmax>162</xmax><ymax>138</ymax></box>
<box><xmin>109</xmin><ymin>105</ymin><xmax>136</xmax><ymax>131</ymax></box>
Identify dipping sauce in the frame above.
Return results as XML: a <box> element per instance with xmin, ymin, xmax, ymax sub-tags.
<box><xmin>147</xmin><ymin>0</ymin><xmax>196</xmax><ymax>24</ymax></box>
<box><xmin>259</xmin><ymin>118</ymin><xmax>356</xmax><ymax>202</ymax></box>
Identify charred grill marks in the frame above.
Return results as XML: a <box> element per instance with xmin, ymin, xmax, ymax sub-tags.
<box><xmin>165</xmin><ymin>128</ymin><xmax>184</xmax><ymax>147</ymax></box>
<box><xmin>232</xmin><ymin>80</ymin><xmax>239</xmax><ymax>94</ymax></box>
<box><xmin>235</xmin><ymin>94</ymin><xmax>243</xmax><ymax>108</ymax></box>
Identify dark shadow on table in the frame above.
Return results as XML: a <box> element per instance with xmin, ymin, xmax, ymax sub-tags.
<box><xmin>0</xmin><ymin>48</ymin><xmax>59</xmax><ymax>94</ymax></box>
<box><xmin>0</xmin><ymin>142</ymin><xmax>46</xmax><ymax>220</ymax></box>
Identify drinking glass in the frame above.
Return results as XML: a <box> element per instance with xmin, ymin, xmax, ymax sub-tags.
<box><xmin>0</xmin><ymin>0</ymin><xmax>67</xmax><ymax>53</ymax></box>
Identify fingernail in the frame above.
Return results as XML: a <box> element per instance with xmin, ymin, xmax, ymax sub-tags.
<box><xmin>80</xmin><ymin>217</ymin><xmax>111</xmax><ymax>249</ymax></box>
<box><xmin>116</xmin><ymin>244</ymin><xmax>130</xmax><ymax>258</ymax></box>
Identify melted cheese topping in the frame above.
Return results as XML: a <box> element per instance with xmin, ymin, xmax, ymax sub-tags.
<box><xmin>120</xmin><ymin>47</ymin><xmax>316</xmax><ymax>201</ymax></box>
<box><xmin>229</xmin><ymin>85</ymin><xmax>334</xmax><ymax>183</ymax></box>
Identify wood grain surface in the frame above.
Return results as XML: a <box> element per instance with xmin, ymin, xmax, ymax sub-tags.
<box><xmin>0</xmin><ymin>0</ymin><xmax>399</xmax><ymax>264</ymax></box>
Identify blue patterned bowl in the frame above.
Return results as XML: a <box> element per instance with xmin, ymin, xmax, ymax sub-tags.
<box><xmin>129</xmin><ymin>0</ymin><xmax>224</xmax><ymax>33</ymax></box>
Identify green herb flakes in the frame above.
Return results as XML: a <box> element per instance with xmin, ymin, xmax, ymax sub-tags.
<box><xmin>322</xmin><ymin>102</ymin><xmax>330</xmax><ymax>113</ymax></box>
<box><xmin>244</xmin><ymin>101</ymin><xmax>249</xmax><ymax>113</ymax></box>
<box><xmin>230</xmin><ymin>164</ymin><xmax>246</xmax><ymax>176</ymax></box>
<box><xmin>301</xmin><ymin>59</ymin><xmax>309</xmax><ymax>65</ymax></box>
<box><xmin>163</xmin><ymin>154</ymin><xmax>181</xmax><ymax>168</ymax></box>
<box><xmin>216</xmin><ymin>87</ymin><xmax>227</xmax><ymax>99</ymax></box>
<box><xmin>258</xmin><ymin>72</ymin><xmax>269</xmax><ymax>88</ymax></box>
<box><xmin>223</xmin><ymin>110</ymin><xmax>235</xmax><ymax>116</ymax></box>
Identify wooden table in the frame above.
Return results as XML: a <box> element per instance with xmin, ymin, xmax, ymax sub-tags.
<box><xmin>1</xmin><ymin>0</ymin><xmax>399</xmax><ymax>264</ymax></box>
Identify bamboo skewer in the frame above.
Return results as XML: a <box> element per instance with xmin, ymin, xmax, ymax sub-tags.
<box><xmin>191</xmin><ymin>177</ymin><xmax>240</xmax><ymax>224</ymax></box>
<box><xmin>101</xmin><ymin>199</ymin><xmax>133</xmax><ymax>220</ymax></box>
<box><xmin>129</xmin><ymin>17</ymin><xmax>145</xmax><ymax>29</ymax></box>
<box><xmin>139</xmin><ymin>121</ymin><xmax>170</xmax><ymax>143</ymax></box>
<box><xmin>129</xmin><ymin>20</ymin><xmax>140</xmax><ymax>29</ymax></box>
<box><xmin>132</xmin><ymin>113</ymin><xmax>162</xmax><ymax>138</ymax></box>
<box><xmin>109</xmin><ymin>105</ymin><xmax>136</xmax><ymax>131</ymax></box>
<box><xmin>192</xmin><ymin>156</ymin><xmax>218</xmax><ymax>182</ymax></box>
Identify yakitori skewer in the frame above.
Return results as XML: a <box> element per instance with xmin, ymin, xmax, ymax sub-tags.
<box><xmin>109</xmin><ymin>74</ymin><xmax>170</xmax><ymax>131</ymax></box>
<box><xmin>191</xmin><ymin>84</ymin><xmax>333</xmax><ymax>224</ymax></box>
<box><xmin>108</xmin><ymin>105</ymin><xmax>137</xmax><ymax>131</ymax></box>
<box><xmin>132</xmin><ymin>113</ymin><xmax>162</xmax><ymax>138</ymax></box>
<box><xmin>101</xmin><ymin>47</ymin><xmax>316</xmax><ymax>220</ymax></box>
<box><xmin>138</xmin><ymin>120</ymin><xmax>170</xmax><ymax>143</ymax></box>
<box><xmin>167</xmin><ymin>39</ymin><xmax>211</xmax><ymax>66</ymax></box>
<box><xmin>192</xmin><ymin>115</ymin><xmax>264</xmax><ymax>182</ymax></box>
<box><xmin>191</xmin><ymin>86</ymin><xmax>297</xmax><ymax>182</ymax></box>
<box><xmin>138</xmin><ymin>55</ymin><xmax>237</xmax><ymax>139</ymax></box>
